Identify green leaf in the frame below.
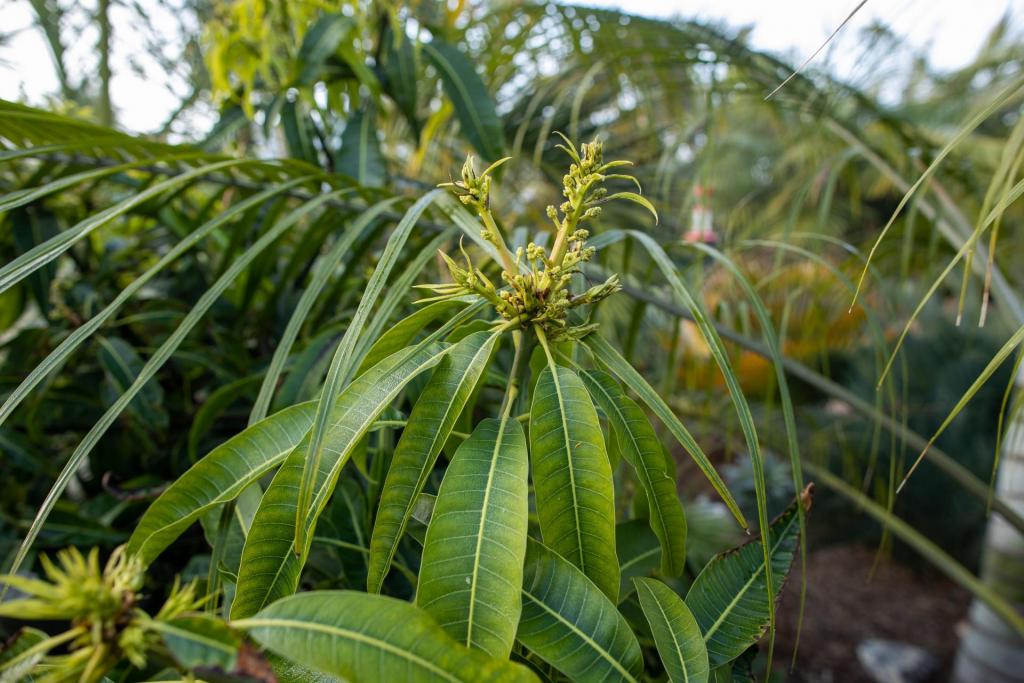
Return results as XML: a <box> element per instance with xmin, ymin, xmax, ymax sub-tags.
<box><xmin>296</xmin><ymin>14</ymin><xmax>354</xmax><ymax>86</ymax></box>
<box><xmin>580</xmin><ymin>368</ymin><xmax>687</xmax><ymax>576</ymax></box>
<box><xmin>582</xmin><ymin>334</ymin><xmax>746</xmax><ymax>529</ymax></box>
<box><xmin>617</xmin><ymin>519</ymin><xmax>661</xmax><ymax>601</ymax></box>
<box><xmin>423</xmin><ymin>40</ymin><xmax>505</xmax><ymax>160</ymax></box>
<box><xmin>0</xmin><ymin>159</ymin><xmax>253</xmax><ymax>295</ymax></box>
<box><xmin>338</xmin><ymin>105</ymin><xmax>386</xmax><ymax>187</ymax></box>
<box><xmin>356</xmin><ymin>299</ymin><xmax>468</xmax><ymax>377</ymax></box>
<box><xmin>97</xmin><ymin>336</ymin><xmax>167</xmax><ymax>430</ymax></box>
<box><xmin>417</xmin><ymin>416</ymin><xmax>529</xmax><ymax>659</ymax></box>
<box><xmin>685</xmin><ymin>490</ymin><xmax>809</xmax><ymax>667</ymax></box>
<box><xmin>153</xmin><ymin>614</ymin><xmax>241</xmax><ymax>671</ymax></box>
<box><xmin>517</xmin><ymin>539</ymin><xmax>643</xmax><ymax>682</ymax></box>
<box><xmin>605</xmin><ymin>192</ymin><xmax>658</xmax><ymax>223</ymax></box>
<box><xmin>529</xmin><ymin>364</ymin><xmax>619</xmax><ymax>601</ymax></box>
<box><xmin>296</xmin><ymin>190</ymin><xmax>442</xmax><ymax>553</ymax></box>
<box><xmin>6</xmin><ymin>189</ymin><xmax>341</xmax><ymax>584</ymax></box>
<box><xmin>383</xmin><ymin>24</ymin><xmax>420</xmax><ymax>136</ymax></box>
<box><xmin>128</xmin><ymin>403</ymin><xmax>315</xmax><ymax>566</ymax></box>
<box><xmin>281</xmin><ymin>100</ymin><xmax>318</xmax><ymax>164</ymax></box>
<box><xmin>0</xmin><ymin>176</ymin><xmax>313</xmax><ymax>431</ymax></box>
<box><xmin>251</xmin><ymin>198</ymin><xmax>399</xmax><ymax>422</ymax></box>
<box><xmin>236</xmin><ymin>591</ymin><xmax>538</xmax><ymax>682</ymax></box>
<box><xmin>634</xmin><ymin>578</ymin><xmax>709</xmax><ymax>683</ymax></box>
<box><xmin>367</xmin><ymin>329</ymin><xmax>498</xmax><ymax>592</ymax></box>
<box><xmin>231</xmin><ymin>342</ymin><xmax>451</xmax><ymax>619</ymax></box>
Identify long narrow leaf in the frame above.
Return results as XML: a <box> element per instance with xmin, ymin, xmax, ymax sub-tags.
<box><xmin>417</xmin><ymin>416</ymin><xmax>529</xmax><ymax>658</ymax></box>
<box><xmin>367</xmin><ymin>330</ymin><xmax>499</xmax><ymax>593</ymax></box>
<box><xmin>296</xmin><ymin>190</ymin><xmax>442</xmax><ymax>550</ymax></box>
<box><xmin>4</xmin><ymin>188</ymin><xmax>342</xmax><ymax>585</ymax></box>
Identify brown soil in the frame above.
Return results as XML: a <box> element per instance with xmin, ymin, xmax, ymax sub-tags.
<box><xmin>772</xmin><ymin>544</ymin><xmax>971</xmax><ymax>682</ymax></box>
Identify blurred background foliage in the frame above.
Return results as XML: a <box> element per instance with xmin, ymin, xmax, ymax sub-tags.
<box><xmin>2</xmin><ymin>0</ymin><xmax>1024</xmax><ymax>679</ymax></box>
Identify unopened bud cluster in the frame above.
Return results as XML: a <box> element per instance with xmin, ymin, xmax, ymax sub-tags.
<box><xmin>428</xmin><ymin>136</ymin><xmax>655</xmax><ymax>339</ymax></box>
<box><xmin>0</xmin><ymin>546</ymin><xmax>204</xmax><ymax>679</ymax></box>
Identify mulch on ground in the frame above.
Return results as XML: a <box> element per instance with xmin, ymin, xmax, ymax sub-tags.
<box><xmin>772</xmin><ymin>544</ymin><xmax>970</xmax><ymax>683</ymax></box>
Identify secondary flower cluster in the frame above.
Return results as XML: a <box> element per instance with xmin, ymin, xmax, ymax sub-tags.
<box><xmin>428</xmin><ymin>136</ymin><xmax>654</xmax><ymax>339</ymax></box>
<box><xmin>0</xmin><ymin>545</ymin><xmax>202</xmax><ymax>680</ymax></box>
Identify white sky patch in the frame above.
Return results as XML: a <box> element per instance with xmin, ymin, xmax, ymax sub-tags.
<box><xmin>1</xmin><ymin>0</ymin><xmax>1021</xmax><ymax>134</ymax></box>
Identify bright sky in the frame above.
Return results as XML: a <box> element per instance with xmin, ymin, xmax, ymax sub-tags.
<box><xmin>1</xmin><ymin>0</ymin><xmax>1021</xmax><ymax>134</ymax></box>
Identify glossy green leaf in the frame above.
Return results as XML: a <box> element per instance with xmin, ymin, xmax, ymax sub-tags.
<box><xmin>153</xmin><ymin>614</ymin><xmax>241</xmax><ymax>671</ymax></box>
<box><xmin>417</xmin><ymin>417</ymin><xmax>529</xmax><ymax>658</ymax></box>
<box><xmin>423</xmin><ymin>40</ymin><xmax>504</xmax><ymax>161</ymax></box>
<box><xmin>338</xmin><ymin>105</ymin><xmax>386</xmax><ymax>187</ymax></box>
<box><xmin>634</xmin><ymin>578</ymin><xmax>709</xmax><ymax>683</ymax></box>
<box><xmin>685</xmin><ymin>490</ymin><xmax>809</xmax><ymax>667</ymax></box>
<box><xmin>583</xmin><ymin>334</ymin><xmax>746</xmax><ymax>529</ymax></box>
<box><xmin>236</xmin><ymin>591</ymin><xmax>538</xmax><ymax>682</ymax></box>
<box><xmin>517</xmin><ymin>539</ymin><xmax>643</xmax><ymax>682</ymax></box>
<box><xmin>127</xmin><ymin>401</ymin><xmax>315</xmax><ymax>566</ymax></box>
<box><xmin>297</xmin><ymin>190</ymin><xmax>442</xmax><ymax>552</ymax></box>
<box><xmin>356</xmin><ymin>299</ymin><xmax>468</xmax><ymax>377</ymax></box>
<box><xmin>231</xmin><ymin>342</ymin><xmax>451</xmax><ymax>619</ymax></box>
<box><xmin>530</xmin><ymin>364</ymin><xmax>619</xmax><ymax>601</ymax></box>
<box><xmin>580</xmin><ymin>368</ymin><xmax>687</xmax><ymax>576</ymax></box>
<box><xmin>367</xmin><ymin>330</ymin><xmax>498</xmax><ymax>593</ymax></box>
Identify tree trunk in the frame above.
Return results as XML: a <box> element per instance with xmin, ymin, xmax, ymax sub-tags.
<box><xmin>953</xmin><ymin>362</ymin><xmax>1024</xmax><ymax>682</ymax></box>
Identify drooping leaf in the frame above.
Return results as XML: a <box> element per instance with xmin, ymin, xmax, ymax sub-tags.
<box><xmin>153</xmin><ymin>614</ymin><xmax>241</xmax><ymax>671</ymax></box>
<box><xmin>529</xmin><ymin>364</ymin><xmax>619</xmax><ymax>601</ymax></box>
<box><xmin>295</xmin><ymin>13</ymin><xmax>354</xmax><ymax>86</ymax></box>
<box><xmin>236</xmin><ymin>591</ymin><xmax>538</xmax><ymax>682</ymax></box>
<box><xmin>517</xmin><ymin>539</ymin><xmax>643</xmax><ymax>682</ymax></box>
<box><xmin>583</xmin><ymin>334</ymin><xmax>746</xmax><ymax>529</ymax></box>
<box><xmin>296</xmin><ymin>191</ymin><xmax>442</xmax><ymax>554</ymax></box>
<box><xmin>338</xmin><ymin>105</ymin><xmax>386</xmax><ymax>187</ymax></box>
<box><xmin>127</xmin><ymin>401</ymin><xmax>315</xmax><ymax>566</ymax></box>
<box><xmin>231</xmin><ymin>342</ymin><xmax>451</xmax><ymax>619</ymax></box>
<box><xmin>685</xmin><ymin>488</ymin><xmax>811</xmax><ymax>667</ymax></box>
<box><xmin>417</xmin><ymin>417</ymin><xmax>529</xmax><ymax>659</ymax></box>
<box><xmin>617</xmin><ymin>519</ymin><xmax>662</xmax><ymax>601</ymax></box>
<box><xmin>634</xmin><ymin>578</ymin><xmax>709</xmax><ymax>683</ymax></box>
<box><xmin>383</xmin><ymin>23</ymin><xmax>420</xmax><ymax>137</ymax></box>
<box><xmin>97</xmin><ymin>336</ymin><xmax>167</xmax><ymax>430</ymax></box>
<box><xmin>580</xmin><ymin>368</ymin><xmax>687</xmax><ymax>576</ymax></box>
<box><xmin>423</xmin><ymin>40</ymin><xmax>505</xmax><ymax>161</ymax></box>
<box><xmin>367</xmin><ymin>330</ymin><xmax>498</xmax><ymax>592</ymax></box>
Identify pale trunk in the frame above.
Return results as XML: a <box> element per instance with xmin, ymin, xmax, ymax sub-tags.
<box><xmin>953</xmin><ymin>363</ymin><xmax>1024</xmax><ymax>682</ymax></box>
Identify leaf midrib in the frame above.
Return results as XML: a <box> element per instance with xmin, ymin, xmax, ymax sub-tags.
<box><xmin>237</xmin><ymin>617</ymin><xmax>461</xmax><ymax>682</ymax></box>
<box><xmin>548</xmin><ymin>367</ymin><xmax>586</xmax><ymax>572</ymax></box>
<box><xmin>521</xmin><ymin>587</ymin><xmax>637</xmax><ymax>683</ymax></box>
<box><xmin>700</xmin><ymin>511</ymin><xmax>798</xmax><ymax>643</ymax></box>
<box><xmin>466</xmin><ymin>417</ymin><xmax>507</xmax><ymax>649</ymax></box>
